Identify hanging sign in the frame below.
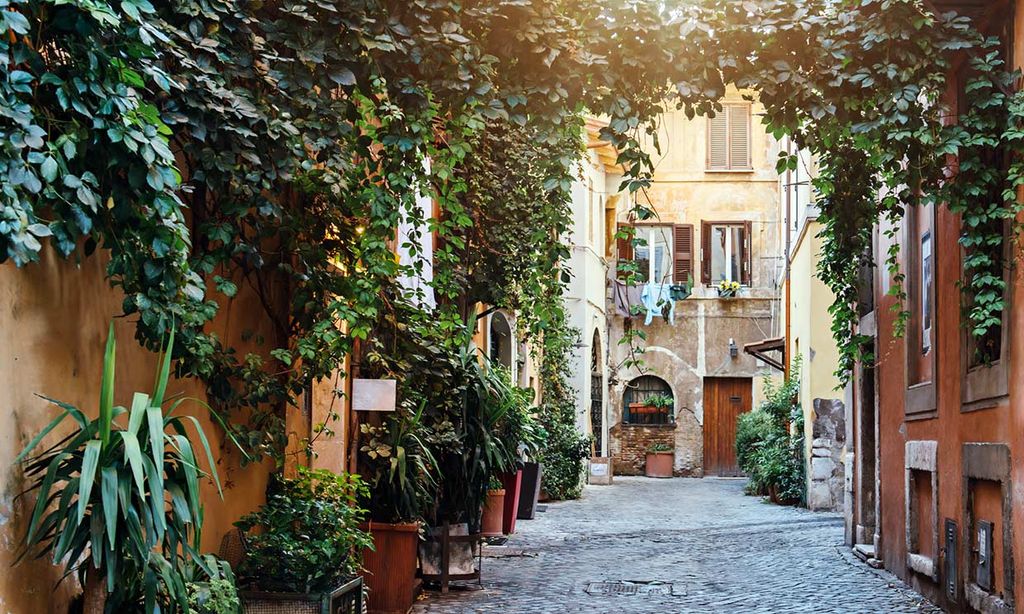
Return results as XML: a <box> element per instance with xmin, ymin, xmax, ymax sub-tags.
<box><xmin>352</xmin><ymin>379</ymin><xmax>397</xmax><ymax>412</ymax></box>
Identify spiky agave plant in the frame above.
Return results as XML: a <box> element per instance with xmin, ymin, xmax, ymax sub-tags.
<box><xmin>16</xmin><ymin>323</ymin><xmax>229</xmax><ymax>613</ymax></box>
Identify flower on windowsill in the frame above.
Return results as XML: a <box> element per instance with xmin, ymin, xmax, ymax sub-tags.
<box><xmin>716</xmin><ymin>280</ymin><xmax>741</xmax><ymax>297</ymax></box>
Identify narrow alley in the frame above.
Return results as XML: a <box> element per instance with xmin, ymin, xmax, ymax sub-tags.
<box><xmin>414</xmin><ymin>478</ymin><xmax>938</xmax><ymax>614</ymax></box>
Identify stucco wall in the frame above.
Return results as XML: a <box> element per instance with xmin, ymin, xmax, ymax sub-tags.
<box><xmin>607</xmin><ymin>93</ymin><xmax>783</xmax><ymax>478</ymax></box>
<box><xmin>0</xmin><ymin>251</ymin><xmax>276</xmax><ymax>612</ymax></box>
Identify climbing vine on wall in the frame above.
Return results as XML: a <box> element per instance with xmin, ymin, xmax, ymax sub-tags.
<box><xmin>2</xmin><ymin>0</ymin><xmax>1020</xmax><ymax>460</ymax></box>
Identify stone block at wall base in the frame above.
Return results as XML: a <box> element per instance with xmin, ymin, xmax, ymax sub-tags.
<box><xmin>808</xmin><ymin>482</ymin><xmax>832</xmax><ymax>511</ymax></box>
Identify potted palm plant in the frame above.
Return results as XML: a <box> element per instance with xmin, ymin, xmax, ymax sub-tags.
<box><xmin>235</xmin><ymin>468</ymin><xmax>369</xmax><ymax>614</ymax></box>
<box><xmin>358</xmin><ymin>403</ymin><xmax>437</xmax><ymax>614</ymax></box>
<box><xmin>15</xmin><ymin>324</ymin><xmax>232</xmax><ymax>613</ymax></box>
<box><xmin>645</xmin><ymin>442</ymin><xmax>675</xmax><ymax>478</ymax></box>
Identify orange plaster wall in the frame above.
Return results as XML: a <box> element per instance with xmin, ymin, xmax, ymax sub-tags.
<box><xmin>0</xmin><ymin>251</ymin><xmax>275</xmax><ymax>612</ymax></box>
<box><xmin>875</xmin><ymin>158</ymin><xmax>1022</xmax><ymax>608</ymax></box>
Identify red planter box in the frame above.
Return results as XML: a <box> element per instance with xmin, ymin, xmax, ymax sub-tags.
<box><xmin>500</xmin><ymin>469</ymin><xmax>523</xmax><ymax>534</ymax></box>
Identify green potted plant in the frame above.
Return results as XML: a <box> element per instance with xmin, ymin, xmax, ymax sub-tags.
<box><xmin>358</xmin><ymin>402</ymin><xmax>437</xmax><ymax>614</ymax></box>
<box><xmin>15</xmin><ymin>324</ymin><xmax>230</xmax><ymax>613</ymax></box>
<box><xmin>235</xmin><ymin>468</ymin><xmax>370</xmax><ymax>613</ymax></box>
<box><xmin>645</xmin><ymin>442</ymin><xmax>675</xmax><ymax>478</ymax></box>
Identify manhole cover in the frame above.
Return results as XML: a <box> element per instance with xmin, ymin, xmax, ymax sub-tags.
<box><xmin>585</xmin><ymin>581</ymin><xmax>681</xmax><ymax>597</ymax></box>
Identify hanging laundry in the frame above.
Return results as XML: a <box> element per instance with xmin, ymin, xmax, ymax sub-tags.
<box><xmin>641</xmin><ymin>282</ymin><xmax>675</xmax><ymax>326</ymax></box>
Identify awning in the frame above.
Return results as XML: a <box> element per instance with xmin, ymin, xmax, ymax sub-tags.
<box><xmin>743</xmin><ymin>336</ymin><xmax>785</xmax><ymax>372</ymax></box>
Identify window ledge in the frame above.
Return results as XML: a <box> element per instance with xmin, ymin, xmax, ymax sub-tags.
<box><xmin>704</xmin><ymin>168</ymin><xmax>755</xmax><ymax>174</ymax></box>
<box><xmin>621</xmin><ymin>423</ymin><xmax>677</xmax><ymax>430</ymax></box>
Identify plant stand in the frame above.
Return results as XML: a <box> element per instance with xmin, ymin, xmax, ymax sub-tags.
<box><xmin>420</xmin><ymin>521</ymin><xmax>482</xmax><ymax>594</ymax></box>
<box><xmin>240</xmin><ymin>576</ymin><xmax>363</xmax><ymax>614</ymax></box>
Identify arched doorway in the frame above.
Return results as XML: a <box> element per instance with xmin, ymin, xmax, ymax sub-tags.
<box><xmin>590</xmin><ymin>330</ymin><xmax>604</xmax><ymax>456</ymax></box>
<box><xmin>489</xmin><ymin>311</ymin><xmax>514</xmax><ymax>371</ymax></box>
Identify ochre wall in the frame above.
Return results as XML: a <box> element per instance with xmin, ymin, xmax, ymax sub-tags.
<box><xmin>0</xmin><ymin>251</ymin><xmax>277</xmax><ymax>612</ymax></box>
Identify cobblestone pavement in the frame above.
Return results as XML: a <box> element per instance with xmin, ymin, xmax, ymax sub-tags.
<box><xmin>412</xmin><ymin>477</ymin><xmax>939</xmax><ymax>614</ymax></box>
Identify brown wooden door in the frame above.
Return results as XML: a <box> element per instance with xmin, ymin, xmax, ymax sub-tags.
<box><xmin>703</xmin><ymin>377</ymin><xmax>753</xmax><ymax>477</ymax></box>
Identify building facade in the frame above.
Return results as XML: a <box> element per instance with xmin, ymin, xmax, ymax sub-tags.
<box><xmin>778</xmin><ymin>142</ymin><xmax>848</xmax><ymax>512</ymax></box>
<box><xmin>845</xmin><ymin>2</ymin><xmax>1024</xmax><ymax>612</ymax></box>
<box><xmin>606</xmin><ymin>93</ymin><xmax>784</xmax><ymax>478</ymax></box>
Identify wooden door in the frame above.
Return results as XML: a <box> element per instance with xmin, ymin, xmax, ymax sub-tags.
<box><xmin>703</xmin><ymin>377</ymin><xmax>753</xmax><ymax>477</ymax></box>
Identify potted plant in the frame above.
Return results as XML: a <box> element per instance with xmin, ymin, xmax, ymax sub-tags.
<box><xmin>235</xmin><ymin>468</ymin><xmax>370</xmax><ymax>613</ymax></box>
<box><xmin>645</xmin><ymin>442</ymin><xmax>675</xmax><ymax>478</ymax></box>
<box><xmin>645</xmin><ymin>393</ymin><xmax>674</xmax><ymax>417</ymax></box>
<box><xmin>717</xmin><ymin>279</ymin><xmax>741</xmax><ymax>298</ymax></box>
<box><xmin>358</xmin><ymin>402</ymin><xmax>437</xmax><ymax>614</ymax></box>
<box><xmin>481</xmin><ymin>477</ymin><xmax>506</xmax><ymax>537</ymax></box>
<box><xmin>15</xmin><ymin>324</ymin><xmax>231</xmax><ymax>613</ymax></box>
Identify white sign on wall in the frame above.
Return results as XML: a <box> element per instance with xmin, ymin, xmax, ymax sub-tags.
<box><xmin>352</xmin><ymin>379</ymin><xmax>397</xmax><ymax>412</ymax></box>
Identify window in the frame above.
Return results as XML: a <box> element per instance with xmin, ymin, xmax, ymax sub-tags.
<box><xmin>905</xmin><ymin>203</ymin><xmax>936</xmax><ymax>416</ymax></box>
<box><xmin>700</xmin><ymin>221</ymin><xmax>752</xmax><ymax>286</ymax></box>
<box><xmin>707</xmin><ymin>104</ymin><xmax>752</xmax><ymax>171</ymax></box>
<box><xmin>955</xmin><ymin>7</ymin><xmax>1011</xmax><ymax>411</ymax></box>
<box><xmin>617</xmin><ymin>224</ymin><xmax>693</xmax><ymax>284</ymax></box>
<box><xmin>623</xmin><ymin>375</ymin><xmax>674</xmax><ymax>425</ymax></box>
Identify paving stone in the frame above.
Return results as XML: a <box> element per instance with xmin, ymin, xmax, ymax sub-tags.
<box><xmin>412</xmin><ymin>477</ymin><xmax>939</xmax><ymax>614</ymax></box>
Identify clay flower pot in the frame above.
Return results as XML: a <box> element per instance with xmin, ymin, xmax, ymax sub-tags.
<box><xmin>481</xmin><ymin>489</ymin><xmax>506</xmax><ymax>537</ymax></box>
<box><xmin>360</xmin><ymin>521</ymin><xmax>420</xmax><ymax>614</ymax></box>
<box><xmin>645</xmin><ymin>451</ymin><xmax>674</xmax><ymax>478</ymax></box>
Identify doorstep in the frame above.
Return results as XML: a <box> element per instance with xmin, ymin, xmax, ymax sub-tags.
<box><xmin>853</xmin><ymin>543</ymin><xmax>883</xmax><ymax>569</ymax></box>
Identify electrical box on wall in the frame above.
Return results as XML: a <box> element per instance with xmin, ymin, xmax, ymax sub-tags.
<box><xmin>945</xmin><ymin>518</ymin><xmax>958</xmax><ymax>602</ymax></box>
<box><xmin>977</xmin><ymin>520</ymin><xmax>994</xmax><ymax>592</ymax></box>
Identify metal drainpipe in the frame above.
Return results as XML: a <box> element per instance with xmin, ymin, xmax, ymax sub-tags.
<box><xmin>784</xmin><ymin>139</ymin><xmax>793</xmax><ymax>379</ymax></box>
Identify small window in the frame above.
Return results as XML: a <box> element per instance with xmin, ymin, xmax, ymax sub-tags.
<box><xmin>623</xmin><ymin>375</ymin><xmax>674</xmax><ymax>425</ymax></box>
<box><xmin>905</xmin><ymin>203</ymin><xmax>936</xmax><ymax>416</ymax></box>
<box><xmin>700</xmin><ymin>221</ymin><xmax>752</xmax><ymax>286</ymax></box>
<box><xmin>617</xmin><ymin>224</ymin><xmax>694</xmax><ymax>284</ymax></box>
<box><xmin>707</xmin><ymin>104</ymin><xmax>752</xmax><ymax>171</ymax></box>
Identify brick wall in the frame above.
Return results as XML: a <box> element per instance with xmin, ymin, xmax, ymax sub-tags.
<box><xmin>611</xmin><ymin>424</ymin><xmax>677</xmax><ymax>475</ymax></box>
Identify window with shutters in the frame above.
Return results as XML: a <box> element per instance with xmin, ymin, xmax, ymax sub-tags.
<box><xmin>700</xmin><ymin>221</ymin><xmax>752</xmax><ymax>286</ymax></box>
<box><xmin>707</xmin><ymin>104</ymin><xmax>752</xmax><ymax>171</ymax></box>
<box><xmin>616</xmin><ymin>224</ymin><xmax>694</xmax><ymax>285</ymax></box>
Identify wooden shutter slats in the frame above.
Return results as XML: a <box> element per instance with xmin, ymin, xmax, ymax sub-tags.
<box><xmin>729</xmin><ymin>105</ymin><xmax>751</xmax><ymax>169</ymax></box>
<box><xmin>673</xmin><ymin>224</ymin><xmax>693</xmax><ymax>284</ymax></box>
<box><xmin>616</xmin><ymin>223</ymin><xmax>633</xmax><ymax>273</ymax></box>
<box><xmin>707</xmin><ymin>113</ymin><xmax>729</xmax><ymax>169</ymax></box>
<box><xmin>708</xmin><ymin>104</ymin><xmax>752</xmax><ymax>171</ymax></box>
<box><xmin>742</xmin><ymin>221</ymin><xmax>753</xmax><ymax>286</ymax></box>
<box><xmin>700</xmin><ymin>221</ymin><xmax>712</xmax><ymax>285</ymax></box>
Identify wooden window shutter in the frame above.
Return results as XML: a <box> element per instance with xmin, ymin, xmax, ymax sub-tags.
<box><xmin>741</xmin><ymin>221</ymin><xmax>753</xmax><ymax>286</ymax></box>
<box><xmin>673</xmin><ymin>224</ymin><xmax>693</xmax><ymax>284</ymax></box>
<box><xmin>729</xmin><ymin>105</ymin><xmax>751</xmax><ymax>169</ymax></box>
<box><xmin>700</xmin><ymin>221</ymin><xmax>712</xmax><ymax>285</ymax></box>
<box><xmin>707</xmin><ymin>113</ymin><xmax>729</xmax><ymax>169</ymax></box>
<box><xmin>616</xmin><ymin>223</ymin><xmax>633</xmax><ymax>261</ymax></box>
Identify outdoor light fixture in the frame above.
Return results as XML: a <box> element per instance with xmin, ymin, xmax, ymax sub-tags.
<box><xmin>728</xmin><ymin>338</ymin><xmax>738</xmax><ymax>359</ymax></box>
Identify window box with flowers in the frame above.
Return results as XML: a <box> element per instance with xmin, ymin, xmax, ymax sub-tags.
<box><xmin>717</xmin><ymin>280</ymin><xmax>741</xmax><ymax>298</ymax></box>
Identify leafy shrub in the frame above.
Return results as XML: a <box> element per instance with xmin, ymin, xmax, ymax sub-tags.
<box><xmin>735</xmin><ymin>361</ymin><xmax>805</xmax><ymax>506</ymax></box>
<box><xmin>187</xmin><ymin>555</ymin><xmax>241</xmax><ymax>614</ymax></box>
<box><xmin>236</xmin><ymin>468</ymin><xmax>372</xmax><ymax>593</ymax></box>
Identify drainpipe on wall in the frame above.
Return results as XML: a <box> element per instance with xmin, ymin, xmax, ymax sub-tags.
<box><xmin>784</xmin><ymin>139</ymin><xmax>793</xmax><ymax>379</ymax></box>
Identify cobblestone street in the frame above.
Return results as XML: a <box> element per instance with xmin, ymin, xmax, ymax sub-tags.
<box><xmin>413</xmin><ymin>477</ymin><xmax>939</xmax><ymax>614</ymax></box>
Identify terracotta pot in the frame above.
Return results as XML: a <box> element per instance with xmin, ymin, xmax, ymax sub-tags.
<box><xmin>481</xmin><ymin>489</ymin><xmax>506</xmax><ymax>537</ymax></box>
<box><xmin>499</xmin><ymin>470</ymin><xmax>523</xmax><ymax>534</ymax></box>
<box><xmin>360</xmin><ymin>521</ymin><xmax>420</xmax><ymax>614</ymax></box>
<box><xmin>645</xmin><ymin>451</ymin><xmax>674</xmax><ymax>478</ymax></box>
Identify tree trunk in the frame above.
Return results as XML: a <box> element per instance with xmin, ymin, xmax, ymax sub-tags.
<box><xmin>82</xmin><ymin>566</ymin><xmax>107</xmax><ymax>614</ymax></box>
